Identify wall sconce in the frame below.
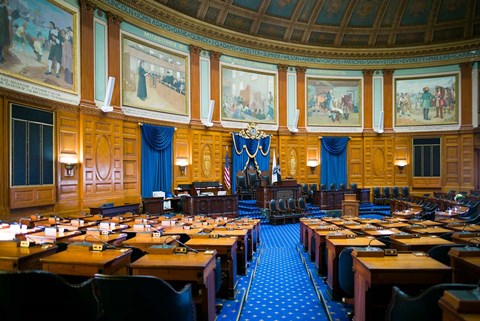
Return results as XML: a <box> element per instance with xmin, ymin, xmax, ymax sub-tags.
<box><xmin>176</xmin><ymin>157</ymin><xmax>189</xmax><ymax>176</ymax></box>
<box><xmin>60</xmin><ymin>155</ymin><xmax>78</xmax><ymax>176</ymax></box>
<box><xmin>306</xmin><ymin>159</ymin><xmax>319</xmax><ymax>174</ymax></box>
<box><xmin>396</xmin><ymin>160</ymin><xmax>407</xmax><ymax>174</ymax></box>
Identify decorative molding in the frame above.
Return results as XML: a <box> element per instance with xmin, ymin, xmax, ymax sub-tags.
<box><xmin>189</xmin><ymin>44</ymin><xmax>203</xmax><ymax>55</ymax></box>
<box><xmin>237</xmin><ymin>122</ymin><xmax>269</xmax><ymax>139</ymax></box>
<box><xmin>80</xmin><ymin>0</ymin><xmax>96</xmax><ymax>12</ymax></box>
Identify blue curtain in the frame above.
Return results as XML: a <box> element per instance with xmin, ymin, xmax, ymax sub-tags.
<box><xmin>141</xmin><ymin>124</ymin><xmax>174</xmax><ymax>198</ymax></box>
<box><xmin>320</xmin><ymin>137</ymin><xmax>349</xmax><ymax>189</ymax></box>
<box><xmin>231</xmin><ymin>133</ymin><xmax>271</xmax><ymax>191</ymax></box>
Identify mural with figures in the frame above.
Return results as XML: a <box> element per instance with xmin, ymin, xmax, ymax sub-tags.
<box><xmin>0</xmin><ymin>0</ymin><xmax>76</xmax><ymax>92</ymax></box>
<box><xmin>394</xmin><ymin>74</ymin><xmax>458</xmax><ymax>126</ymax></box>
<box><xmin>307</xmin><ymin>77</ymin><xmax>362</xmax><ymax>126</ymax></box>
<box><xmin>221</xmin><ymin>66</ymin><xmax>276</xmax><ymax>124</ymax></box>
<box><xmin>121</xmin><ymin>35</ymin><xmax>189</xmax><ymax>115</ymax></box>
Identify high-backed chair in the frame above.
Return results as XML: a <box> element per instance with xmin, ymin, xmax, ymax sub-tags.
<box><xmin>391</xmin><ymin>186</ymin><xmax>400</xmax><ymax>198</ymax></box>
<box><xmin>330</xmin><ymin>183</ymin><xmax>337</xmax><ymax>191</ymax></box>
<box><xmin>385</xmin><ymin>283</ymin><xmax>478</xmax><ymax>321</ymax></box>
<box><xmin>372</xmin><ymin>187</ymin><xmax>385</xmax><ymax>205</ymax></box>
<box><xmin>382</xmin><ymin>186</ymin><xmax>391</xmax><ymax>199</ymax></box>
<box><xmin>277</xmin><ymin>198</ymin><xmax>291</xmax><ymax>223</ymax></box>
<box><xmin>401</xmin><ymin>186</ymin><xmax>410</xmax><ymax>200</ymax></box>
<box><xmin>350</xmin><ymin>183</ymin><xmax>357</xmax><ymax>190</ymax></box>
<box><xmin>269</xmin><ymin>199</ymin><xmax>285</xmax><ymax>225</ymax></box>
<box><xmin>236</xmin><ymin>171</ymin><xmax>252</xmax><ymax>200</ymax></box>
<box><xmin>247</xmin><ymin>167</ymin><xmax>260</xmax><ymax>191</ymax></box>
<box><xmin>94</xmin><ymin>274</ymin><xmax>196</xmax><ymax>321</ymax></box>
<box><xmin>339</xmin><ymin>183</ymin><xmax>347</xmax><ymax>191</ymax></box>
<box><xmin>0</xmin><ymin>270</ymin><xmax>100</xmax><ymax>321</ymax></box>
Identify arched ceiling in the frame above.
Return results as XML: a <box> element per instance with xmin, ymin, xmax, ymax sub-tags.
<box><xmin>159</xmin><ymin>0</ymin><xmax>480</xmax><ymax>49</ymax></box>
<box><xmin>110</xmin><ymin>0</ymin><xmax>480</xmax><ymax>62</ymax></box>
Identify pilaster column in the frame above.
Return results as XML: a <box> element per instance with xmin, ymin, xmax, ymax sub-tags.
<box><xmin>79</xmin><ymin>0</ymin><xmax>96</xmax><ymax>108</ymax></box>
<box><xmin>189</xmin><ymin>45</ymin><xmax>203</xmax><ymax>125</ymax></box>
<box><xmin>106</xmin><ymin>12</ymin><xmax>123</xmax><ymax>111</ymax></box>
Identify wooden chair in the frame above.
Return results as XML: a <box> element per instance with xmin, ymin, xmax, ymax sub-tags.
<box><xmin>94</xmin><ymin>274</ymin><xmax>196</xmax><ymax>321</ymax></box>
<box><xmin>236</xmin><ymin>171</ymin><xmax>253</xmax><ymax>200</ymax></box>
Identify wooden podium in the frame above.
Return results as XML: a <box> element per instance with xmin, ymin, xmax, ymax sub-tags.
<box><xmin>342</xmin><ymin>193</ymin><xmax>360</xmax><ymax>217</ymax></box>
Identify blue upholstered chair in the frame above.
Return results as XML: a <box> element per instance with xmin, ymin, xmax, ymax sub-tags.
<box><xmin>385</xmin><ymin>283</ymin><xmax>478</xmax><ymax>321</ymax></box>
<box><xmin>94</xmin><ymin>274</ymin><xmax>196</xmax><ymax>321</ymax></box>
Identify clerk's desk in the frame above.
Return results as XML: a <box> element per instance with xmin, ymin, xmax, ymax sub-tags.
<box><xmin>186</xmin><ymin>236</ymin><xmax>238</xmax><ymax>299</ymax></box>
<box><xmin>325</xmin><ymin>235</ymin><xmax>385</xmax><ymax>299</ymax></box>
<box><xmin>352</xmin><ymin>252</ymin><xmax>452</xmax><ymax>321</ymax></box>
<box><xmin>41</xmin><ymin>246</ymin><xmax>132</xmax><ymax>277</ymax></box>
<box><xmin>0</xmin><ymin>241</ymin><xmax>57</xmax><ymax>271</ymax></box>
<box><xmin>129</xmin><ymin>251</ymin><xmax>217</xmax><ymax>321</ymax></box>
<box><xmin>448</xmin><ymin>246</ymin><xmax>480</xmax><ymax>284</ymax></box>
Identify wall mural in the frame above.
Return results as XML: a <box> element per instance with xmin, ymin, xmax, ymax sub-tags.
<box><xmin>221</xmin><ymin>65</ymin><xmax>277</xmax><ymax>124</ymax></box>
<box><xmin>394</xmin><ymin>73</ymin><xmax>459</xmax><ymax>126</ymax></box>
<box><xmin>306</xmin><ymin>77</ymin><xmax>362</xmax><ymax>127</ymax></box>
<box><xmin>122</xmin><ymin>34</ymin><xmax>189</xmax><ymax>116</ymax></box>
<box><xmin>0</xmin><ymin>0</ymin><xmax>77</xmax><ymax>92</ymax></box>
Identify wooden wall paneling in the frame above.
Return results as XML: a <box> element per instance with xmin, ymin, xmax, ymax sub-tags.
<box><xmin>190</xmin><ymin>130</ymin><xmax>222</xmax><ymax>183</ymax></box>
<box><xmin>280</xmin><ymin>136</ymin><xmax>304</xmax><ymax>180</ymax></box>
<box><xmin>174</xmin><ymin>128</ymin><xmax>191</xmax><ymax>185</ymax></box>
<box><xmin>444</xmin><ymin>135</ymin><xmax>462</xmax><ymax>191</ymax></box>
<box><xmin>122</xmin><ymin>121</ymin><xmax>141</xmax><ymax>203</ymax></box>
<box><xmin>460</xmin><ymin>133</ymin><xmax>474</xmax><ymax>192</ymax></box>
<box><xmin>57</xmin><ymin>110</ymin><xmax>80</xmax><ymax>216</ymax></box>
<box><xmin>82</xmin><ymin>115</ymin><xmax>124</xmax><ymax>207</ymax></box>
<box><xmin>393</xmin><ymin>136</ymin><xmax>410</xmax><ymax>187</ymax></box>
<box><xmin>363</xmin><ymin>136</ymin><xmax>395</xmax><ymax>187</ymax></box>
<box><xmin>348</xmin><ymin>137</ymin><xmax>364</xmax><ymax>187</ymax></box>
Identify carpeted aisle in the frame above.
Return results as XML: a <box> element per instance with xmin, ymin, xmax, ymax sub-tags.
<box><xmin>239</xmin><ymin>224</ymin><xmax>327</xmax><ymax>321</ymax></box>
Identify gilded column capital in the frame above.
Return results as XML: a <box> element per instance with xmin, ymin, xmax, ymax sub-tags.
<box><xmin>278</xmin><ymin>64</ymin><xmax>289</xmax><ymax>72</ymax></box>
<box><xmin>295</xmin><ymin>66</ymin><xmax>307</xmax><ymax>74</ymax></box>
<box><xmin>80</xmin><ymin>0</ymin><xmax>96</xmax><ymax>11</ymax></box>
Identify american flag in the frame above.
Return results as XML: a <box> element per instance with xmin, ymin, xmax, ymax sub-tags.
<box><xmin>224</xmin><ymin>149</ymin><xmax>231</xmax><ymax>190</ymax></box>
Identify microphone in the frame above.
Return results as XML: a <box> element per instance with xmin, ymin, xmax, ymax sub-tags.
<box><xmin>367</xmin><ymin>236</ymin><xmax>377</xmax><ymax>247</ymax></box>
<box><xmin>83</xmin><ymin>234</ymin><xmax>115</xmax><ymax>251</ymax></box>
<box><xmin>466</xmin><ymin>238</ymin><xmax>480</xmax><ymax>247</ymax></box>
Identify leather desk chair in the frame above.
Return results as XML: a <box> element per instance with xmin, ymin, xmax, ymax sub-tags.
<box><xmin>386</xmin><ymin>283</ymin><xmax>478</xmax><ymax>321</ymax></box>
<box><xmin>94</xmin><ymin>274</ymin><xmax>196</xmax><ymax>321</ymax></box>
<box><xmin>0</xmin><ymin>270</ymin><xmax>100</xmax><ymax>321</ymax></box>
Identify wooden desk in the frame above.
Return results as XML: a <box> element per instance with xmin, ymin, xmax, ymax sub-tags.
<box><xmin>448</xmin><ymin>247</ymin><xmax>480</xmax><ymax>283</ymax></box>
<box><xmin>181</xmin><ymin>194</ymin><xmax>238</xmax><ymax>218</ymax></box>
<box><xmin>403</xmin><ymin>225</ymin><xmax>453</xmax><ymax>236</ymax></box>
<box><xmin>353</xmin><ymin>252</ymin><xmax>452</xmax><ymax>321</ymax></box>
<box><xmin>326</xmin><ymin>236</ymin><xmax>385</xmax><ymax>299</ymax></box>
<box><xmin>89</xmin><ymin>203</ymin><xmax>140</xmax><ymax>217</ymax></box>
<box><xmin>130</xmin><ymin>252</ymin><xmax>217</xmax><ymax>321</ymax></box>
<box><xmin>0</xmin><ymin>243</ymin><xmax>57</xmax><ymax>271</ymax></box>
<box><xmin>68</xmin><ymin>233</ymin><xmax>128</xmax><ymax>247</ymax></box>
<box><xmin>314</xmin><ymin>228</ymin><xmax>355</xmax><ymax>276</ymax></box>
<box><xmin>186</xmin><ymin>237</ymin><xmax>238</xmax><ymax>298</ymax></box>
<box><xmin>313</xmin><ymin>190</ymin><xmax>353</xmax><ymax>210</ymax></box>
<box><xmin>355</xmin><ymin>188</ymin><xmax>371</xmax><ymax>204</ymax></box>
<box><xmin>41</xmin><ymin>247</ymin><xmax>132</xmax><ymax>277</ymax></box>
<box><xmin>390</xmin><ymin>235</ymin><xmax>455</xmax><ymax>252</ymax></box>
<box><xmin>305</xmin><ymin>221</ymin><xmax>332</xmax><ymax>261</ymax></box>
<box><xmin>212</xmin><ymin>228</ymin><xmax>248</xmax><ymax>275</ymax></box>
<box><xmin>255</xmin><ymin>182</ymin><xmax>301</xmax><ymax>209</ymax></box>
<box><xmin>25</xmin><ymin>230</ymin><xmax>82</xmax><ymax>244</ymax></box>
<box><xmin>122</xmin><ymin>234</ymin><xmax>179</xmax><ymax>253</ymax></box>
<box><xmin>439</xmin><ymin>289</ymin><xmax>480</xmax><ymax>321</ymax></box>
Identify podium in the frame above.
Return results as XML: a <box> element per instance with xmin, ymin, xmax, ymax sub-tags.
<box><xmin>342</xmin><ymin>193</ymin><xmax>360</xmax><ymax>217</ymax></box>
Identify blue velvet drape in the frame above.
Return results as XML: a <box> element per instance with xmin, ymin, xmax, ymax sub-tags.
<box><xmin>320</xmin><ymin>137</ymin><xmax>349</xmax><ymax>189</ymax></box>
<box><xmin>141</xmin><ymin>124</ymin><xmax>174</xmax><ymax>197</ymax></box>
<box><xmin>231</xmin><ymin>133</ymin><xmax>271</xmax><ymax>191</ymax></box>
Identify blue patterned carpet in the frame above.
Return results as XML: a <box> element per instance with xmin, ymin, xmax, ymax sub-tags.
<box><xmin>216</xmin><ymin>223</ymin><xmax>352</xmax><ymax>321</ymax></box>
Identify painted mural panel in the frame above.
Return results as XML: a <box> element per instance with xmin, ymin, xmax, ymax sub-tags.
<box><xmin>122</xmin><ymin>35</ymin><xmax>189</xmax><ymax>116</ymax></box>
<box><xmin>221</xmin><ymin>65</ymin><xmax>276</xmax><ymax>124</ymax></box>
<box><xmin>307</xmin><ymin>77</ymin><xmax>362</xmax><ymax>127</ymax></box>
<box><xmin>394</xmin><ymin>74</ymin><xmax>458</xmax><ymax>127</ymax></box>
<box><xmin>0</xmin><ymin>0</ymin><xmax>77</xmax><ymax>92</ymax></box>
